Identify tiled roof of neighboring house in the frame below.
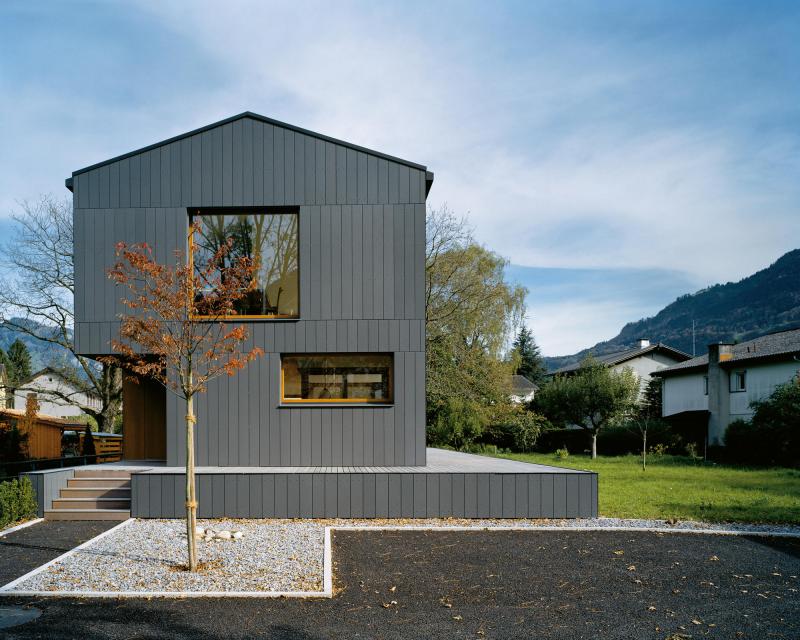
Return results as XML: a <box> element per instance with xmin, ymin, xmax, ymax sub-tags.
<box><xmin>549</xmin><ymin>343</ymin><xmax>691</xmax><ymax>376</ymax></box>
<box><xmin>511</xmin><ymin>375</ymin><xmax>538</xmax><ymax>395</ymax></box>
<box><xmin>655</xmin><ymin>327</ymin><xmax>800</xmax><ymax>377</ymax></box>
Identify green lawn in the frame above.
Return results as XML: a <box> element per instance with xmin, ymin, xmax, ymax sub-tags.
<box><xmin>493</xmin><ymin>452</ymin><xmax>800</xmax><ymax>524</ymax></box>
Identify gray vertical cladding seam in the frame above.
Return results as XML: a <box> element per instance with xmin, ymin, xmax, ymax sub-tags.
<box><xmin>71</xmin><ymin>115</ymin><xmax>428</xmax><ymax>469</ymax></box>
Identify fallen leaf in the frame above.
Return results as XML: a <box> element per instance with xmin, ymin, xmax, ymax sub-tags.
<box><xmin>389</xmin><ymin>586</ymin><xmax>396</xmax><ymax>592</ymax></box>
<box><xmin>452</xmin><ymin>615</ymin><xmax>463</xmax><ymax>621</ymax></box>
<box><xmin>647</xmin><ymin>606</ymin><xmax>657</xmax><ymax>611</ymax></box>
<box><xmin>709</xmin><ymin>555</ymin><xmax>719</xmax><ymax>561</ymax></box>
<box><xmin>627</xmin><ymin>565</ymin><xmax>636</xmax><ymax>571</ymax></box>
<box><xmin>692</xmin><ymin>619</ymin><xmax>702</xmax><ymax>625</ymax></box>
<box><xmin>613</xmin><ymin>550</ymin><xmax>624</xmax><ymax>556</ymax></box>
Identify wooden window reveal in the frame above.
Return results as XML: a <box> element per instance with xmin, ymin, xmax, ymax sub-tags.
<box><xmin>190</xmin><ymin>211</ymin><xmax>299</xmax><ymax>319</ymax></box>
<box><xmin>281</xmin><ymin>354</ymin><xmax>393</xmax><ymax>404</ymax></box>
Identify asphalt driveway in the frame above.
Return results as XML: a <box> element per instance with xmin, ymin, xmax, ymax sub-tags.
<box><xmin>1</xmin><ymin>529</ymin><xmax>798</xmax><ymax>639</ymax></box>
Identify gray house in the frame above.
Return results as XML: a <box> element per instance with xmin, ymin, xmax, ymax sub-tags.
<box><xmin>27</xmin><ymin>112</ymin><xmax>596</xmax><ymax>520</ymax></box>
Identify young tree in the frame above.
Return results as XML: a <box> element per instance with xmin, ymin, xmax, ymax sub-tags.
<box><xmin>0</xmin><ymin>197</ymin><xmax>123</xmax><ymax>431</ymax></box>
<box><xmin>632</xmin><ymin>377</ymin><xmax>663</xmax><ymax>471</ymax></box>
<box><xmin>106</xmin><ymin>228</ymin><xmax>263</xmax><ymax>571</ymax></box>
<box><xmin>536</xmin><ymin>358</ymin><xmax>640</xmax><ymax>458</ymax></box>
<box><xmin>511</xmin><ymin>326</ymin><xmax>546</xmax><ymax>385</ymax></box>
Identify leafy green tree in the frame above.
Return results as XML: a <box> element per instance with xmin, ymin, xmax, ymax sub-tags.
<box><xmin>511</xmin><ymin>326</ymin><xmax>546</xmax><ymax>385</ymax></box>
<box><xmin>424</xmin><ymin>206</ymin><xmax>527</xmax><ymax>446</ymax></box>
<box><xmin>536</xmin><ymin>358</ymin><xmax>640</xmax><ymax>458</ymax></box>
<box><xmin>7</xmin><ymin>340</ymin><xmax>31</xmax><ymax>386</ymax></box>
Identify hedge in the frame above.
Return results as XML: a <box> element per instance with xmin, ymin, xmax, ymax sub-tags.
<box><xmin>0</xmin><ymin>476</ymin><xmax>38</xmax><ymax>529</ymax></box>
<box><xmin>533</xmin><ymin>421</ymin><xmax>697</xmax><ymax>456</ymax></box>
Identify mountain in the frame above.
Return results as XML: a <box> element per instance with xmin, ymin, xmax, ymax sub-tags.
<box><xmin>544</xmin><ymin>249</ymin><xmax>800</xmax><ymax>372</ymax></box>
<box><xmin>0</xmin><ymin>318</ymin><xmax>76</xmax><ymax>373</ymax></box>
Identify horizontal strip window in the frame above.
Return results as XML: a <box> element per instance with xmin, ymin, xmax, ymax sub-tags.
<box><xmin>190</xmin><ymin>210</ymin><xmax>299</xmax><ymax>319</ymax></box>
<box><xmin>281</xmin><ymin>354</ymin><xmax>393</xmax><ymax>404</ymax></box>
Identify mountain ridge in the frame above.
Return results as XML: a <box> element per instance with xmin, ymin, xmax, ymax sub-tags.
<box><xmin>543</xmin><ymin>249</ymin><xmax>800</xmax><ymax>372</ymax></box>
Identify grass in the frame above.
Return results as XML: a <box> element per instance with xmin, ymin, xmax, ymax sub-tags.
<box><xmin>493</xmin><ymin>452</ymin><xmax>800</xmax><ymax>525</ymax></box>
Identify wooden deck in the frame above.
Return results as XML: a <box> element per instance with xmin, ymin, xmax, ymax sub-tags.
<box><xmin>117</xmin><ymin>448</ymin><xmax>588</xmax><ymax>475</ymax></box>
<box><xmin>124</xmin><ymin>449</ymin><xmax>598</xmax><ymax>520</ymax></box>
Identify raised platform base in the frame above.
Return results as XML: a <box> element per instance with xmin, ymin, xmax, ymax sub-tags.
<box><xmin>130</xmin><ymin>449</ymin><xmax>597</xmax><ymax>519</ymax></box>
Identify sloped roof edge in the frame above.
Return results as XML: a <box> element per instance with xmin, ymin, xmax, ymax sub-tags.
<box><xmin>68</xmin><ymin>111</ymin><xmax>429</xmax><ymax>181</ymax></box>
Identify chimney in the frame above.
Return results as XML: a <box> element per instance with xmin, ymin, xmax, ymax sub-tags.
<box><xmin>637</xmin><ymin>338</ymin><xmax>650</xmax><ymax>348</ymax></box>
<box><xmin>707</xmin><ymin>342</ymin><xmax>734</xmax><ymax>445</ymax></box>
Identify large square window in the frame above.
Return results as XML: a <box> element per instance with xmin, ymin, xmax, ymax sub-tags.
<box><xmin>281</xmin><ymin>354</ymin><xmax>393</xmax><ymax>404</ymax></box>
<box><xmin>191</xmin><ymin>211</ymin><xmax>299</xmax><ymax>318</ymax></box>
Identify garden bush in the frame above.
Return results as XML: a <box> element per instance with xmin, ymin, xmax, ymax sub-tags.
<box><xmin>532</xmin><ymin>421</ymin><xmax>686</xmax><ymax>456</ymax></box>
<box><xmin>724</xmin><ymin>382</ymin><xmax>800</xmax><ymax>468</ymax></box>
<box><xmin>0</xmin><ymin>476</ymin><xmax>37</xmax><ymax>529</ymax></box>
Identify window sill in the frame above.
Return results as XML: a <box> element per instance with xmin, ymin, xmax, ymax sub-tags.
<box><xmin>278</xmin><ymin>403</ymin><xmax>393</xmax><ymax>408</ymax></box>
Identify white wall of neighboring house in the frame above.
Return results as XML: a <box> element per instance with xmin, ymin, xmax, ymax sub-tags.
<box><xmin>727</xmin><ymin>360</ymin><xmax>799</xmax><ymax>422</ymax></box>
<box><xmin>13</xmin><ymin>372</ymin><xmax>100</xmax><ymax>419</ymax></box>
<box><xmin>662</xmin><ymin>372</ymin><xmax>709</xmax><ymax>416</ymax></box>
<box><xmin>613</xmin><ymin>351</ymin><xmax>686</xmax><ymax>398</ymax></box>
<box><xmin>510</xmin><ymin>390</ymin><xmax>535</xmax><ymax>404</ymax></box>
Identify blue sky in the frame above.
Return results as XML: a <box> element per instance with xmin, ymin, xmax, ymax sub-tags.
<box><xmin>1</xmin><ymin>1</ymin><xmax>798</xmax><ymax>355</ymax></box>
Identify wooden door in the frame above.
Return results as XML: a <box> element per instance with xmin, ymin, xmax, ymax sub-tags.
<box><xmin>122</xmin><ymin>376</ymin><xmax>166</xmax><ymax>460</ymax></box>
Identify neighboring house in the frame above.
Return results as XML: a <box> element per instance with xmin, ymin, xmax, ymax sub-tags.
<box><xmin>549</xmin><ymin>339</ymin><xmax>691</xmax><ymax>397</ymax></box>
<box><xmin>654</xmin><ymin>328</ymin><xmax>800</xmax><ymax>446</ymax></box>
<box><xmin>13</xmin><ymin>368</ymin><xmax>102</xmax><ymax>419</ymax></box>
<box><xmin>510</xmin><ymin>375</ymin><xmax>538</xmax><ymax>404</ymax></box>
<box><xmin>25</xmin><ymin>112</ymin><xmax>596</xmax><ymax>521</ymax></box>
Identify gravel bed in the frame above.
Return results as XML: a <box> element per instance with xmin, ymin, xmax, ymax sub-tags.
<box><xmin>12</xmin><ymin>519</ymin><xmax>325</xmax><ymax>594</ymax></box>
<box><xmin>9</xmin><ymin>516</ymin><xmax>798</xmax><ymax>595</ymax></box>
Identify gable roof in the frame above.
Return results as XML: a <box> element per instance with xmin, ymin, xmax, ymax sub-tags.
<box><xmin>18</xmin><ymin>367</ymin><xmax>101</xmax><ymax>400</ymax></box>
<box><xmin>511</xmin><ymin>375</ymin><xmax>538</xmax><ymax>394</ymax></box>
<box><xmin>549</xmin><ymin>342</ymin><xmax>691</xmax><ymax>376</ymax></box>
<box><xmin>66</xmin><ymin>111</ymin><xmax>431</xmax><ymax>191</ymax></box>
<box><xmin>656</xmin><ymin>327</ymin><xmax>800</xmax><ymax>377</ymax></box>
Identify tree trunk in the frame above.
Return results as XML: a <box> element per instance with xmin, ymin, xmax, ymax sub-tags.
<box><xmin>642</xmin><ymin>430</ymin><xmax>647</xmax><ymax>471</ymax></box>
<box><xmin>185</xmin><ymin>392</ymin><xmax>198</xmax><ymax>571</ymax></box>
<box><xmin>591</xmin><ymin>431</ymin><xmax>597</xmax><ymax>459</ymax></box>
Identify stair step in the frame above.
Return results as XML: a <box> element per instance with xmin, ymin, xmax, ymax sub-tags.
<box><xmin>52</xmin><ymin>498</ymin><xmax>131</xmax><ymax>510</ymax></box>
<box><xmin>73</xmin><ymin>469</ymin><xmax>131</xmax><ymax>479</ymax></box>
<box><xmin>45</xmin><ymin>509</ymin><xmax>130</xmax><ymax>521</ymax></box>
<box><xmin>60</xmin><ymin>487</ymin><xmax>131</xmax><ymax>499</ymax></box>
<box><xmin>67</xmin><ymin>478</ymin><xmax>130</xmax><ymax>488</ymax></box>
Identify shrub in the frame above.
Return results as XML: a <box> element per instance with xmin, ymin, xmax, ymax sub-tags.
<box><xmin>724</xmin><ymin>382</ymin><xmax>800</xmax><ymax>468</ymax></box>
<box><xmin>533</xmin><ymin>421</ymin><xmax>685</xmax><ymax>456</ymax></box>
<box><xmin>427</xmin><ymin>398</ymin><xmax>485</xmax><ymax>450</ymax></box>
<box><xmin>0</xmin><ymin>421</ymin><xmax>29</xmax><ymax>463</ymax></box>
<box><xmin>554</xmin><ymin>447</ymin><xmax>569</xmax><ymax>459</ymax></box>
<box><xmin>482</xmin><ymin>411</ymin><xmax>548</xmax><ymax>452</ymax></box>
<box><xmin>0</xmin><ymin>476</ymin><xmax>37</xmax><ymax>529</ymax></box>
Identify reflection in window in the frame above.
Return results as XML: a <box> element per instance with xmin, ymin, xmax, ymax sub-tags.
<box><xmin>282</xmin><ymin>354</ymin><xmax>393</xmax><ymax>404</ymax></box>
<box><xmin>191</xmin><ymin>212</ymin><xmax>299</xmax><ymax>317</ymax></box>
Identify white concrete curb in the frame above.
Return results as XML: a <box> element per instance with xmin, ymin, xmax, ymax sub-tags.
<box><xmin>0</xmin><ymin>518</ymin><xmax>44</xmax><ymax>538</ymax></box>
<box><xmin>0</xmin><ymin>518</ymin><xmax>134</xmax><ymax>594</ymax></box>
<box><xmin>2</xmin><ymin>520</ymin><xmax>799</xmax><ymax>599</ymax></box>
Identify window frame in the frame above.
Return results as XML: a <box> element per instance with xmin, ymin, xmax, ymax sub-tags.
<box><xmin>189</xmin><ymin>208</ymin><xmax>300</xmax><ymax>320</ymax></box>
<box><xmin>280</xmin><ymin>353</ymin><xmax>395</xmax><ymax>406</ymax></box>
<box><xmin>703</xmin><ymin>375</ymin><xmax>708</xmax><ymax>396</ymax></box>
<box><xmin>731</xmin><ymin>370</ymin><xmax>747</xmax><ymax>393</ymax></box>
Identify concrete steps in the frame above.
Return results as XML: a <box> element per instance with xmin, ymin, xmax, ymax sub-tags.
<box><xmin>45</xmin><ymin>470</ymin><xmax>131</xmax><ymax>521</ymax></box>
